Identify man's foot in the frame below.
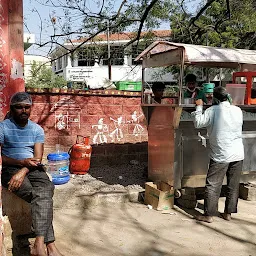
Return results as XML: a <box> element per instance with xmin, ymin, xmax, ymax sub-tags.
<box><xmin>220</xmin><ymin>212</ymin><xmax>231</xmax><ymax>221</ymax></box>
<box><xmin>31</xmin><ymin>237</ymin><xmax>47</xmax><ymax>256</ymax></box>
<box><xmin>195</xmin><ymin>215</ymin><xmax>214</xmax><ymax>223</ymax></box>
<box><xmin>46</xmin><ymin>242</ymin><xmax>64</xmax><ymax>256</ymax></box>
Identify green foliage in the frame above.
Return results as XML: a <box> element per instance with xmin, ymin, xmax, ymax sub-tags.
<box><xmin>26</xmin><ymin>61</ymin><xmax>67</xmax><ymax>89</ymax></box>
<box><xmin>80</xmin><ymin>0</ymin><xmax>173</xmax><ymax>36</ymax></box>
<box><xmin>170</xmin><ymin>0</ymin><xmax>256</xmax><ymax>49</ymax></box>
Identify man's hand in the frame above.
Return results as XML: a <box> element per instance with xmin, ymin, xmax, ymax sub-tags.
<box><xmin>195</xmin><ymin>99</ymin><xmax>203</xmax><ymax>106</ymax></box>
<box><xmin>8</xmin><ymin>168</ymin><xmax>29</xmax><ymax>192</ymax></box>
<box><xmin>21</xmin><ymin>158</ymin><xmax>40</xmax><ymax>167</ymax></box>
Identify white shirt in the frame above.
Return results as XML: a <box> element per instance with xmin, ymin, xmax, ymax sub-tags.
<box><xmin>191</xmin><ymin>101</ymin><xmax>244</xmax><ymax>163</ymax></box>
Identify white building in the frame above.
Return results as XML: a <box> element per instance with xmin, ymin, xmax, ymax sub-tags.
<box><xmin>50</xmin><ymin>30</ymin><xmax>175</xmax><ymax>85</ymax></box>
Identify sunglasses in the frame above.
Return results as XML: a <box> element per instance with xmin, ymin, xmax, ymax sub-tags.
<box><xmin>13</xmin><ymin>105</ymin><xmax>31</xmax><ymax>110</ymax></box>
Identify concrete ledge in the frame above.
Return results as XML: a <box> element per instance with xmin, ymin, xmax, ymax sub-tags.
<box><xmin>53</xmin><ymin>182</ymin><xmax>145</xmax><ymax>210</ymax></box>
<box><xmin>2</xmin><ymin>188</ymin><xmax>32</xmax><ymax>236</ymax></box>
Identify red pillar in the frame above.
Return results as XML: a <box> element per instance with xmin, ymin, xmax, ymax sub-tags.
<box><xmin>0</xmin><ymin>0</ymin><xmax>24</xmax><ymax>120</ymax></box>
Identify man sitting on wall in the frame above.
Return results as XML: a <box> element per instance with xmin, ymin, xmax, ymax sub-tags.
<box><xmin>0</xmin><ymin>92</ymin><xmax>63</xmax><ymax>256</ymax></box>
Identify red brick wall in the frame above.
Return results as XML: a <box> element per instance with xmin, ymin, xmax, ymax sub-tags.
<box><xmin>27</xmin><ymin>88</ymin><xmax>148</xmax><ymax>166</ymax></box>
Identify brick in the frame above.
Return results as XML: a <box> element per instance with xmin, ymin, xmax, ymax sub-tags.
<box><xmin>113</xmin><ymin>97</ymin><xmax>125</xmax><ymax>105</ymax></box>
<box><xmin>140</xmin><ymin>135</ymin><xmax>148</xmax><ymax>142</ymax></box>
<box><xmin>123</xmin><ymin>98</ymin><xmax>141</xmax><ymax>105</ymax></box>
<box><xmin>71</xmin><ymin>95</ymin><xmax>89</xmax><ymax>105</ymax></box>
<box><xmin>30</xmin><ymin>95</ymin><xmax>50</xmax><ymax>103</ymax></box>
<box><xmin>34</xmin><ymin>115</ymin><xmax>55</xmax><ymax>128</ymax></box>
<box><xmin>104</xmin><ymin>105</ymin><xmax>123</xmax><ymax>115</ymax></box>
<box><xmin>81</xmin><ymin>115</ymin><xmax>101</xmax><ymax>125</ymax></box>
<box><xmin>43</xmin><ymin>127</ymin><xmax>70</xmax><ymax>136</ymax></box>
<box><xmin>58</xmin><ymin>135</ymin><xmax>77</xmax><ymax>147</ymax></box>
<box><xmin>80</xmin><ymin>105</ymin><xmax>88</xmax><ymax>114</ymax></box>
<box><xmin>31</xmin><ymin>103</ymin><xmax>52</xmax><ymax>115</ymax></box>
<box><xmin>87</xmin><ymin>96</ymin><xmax>114</xmax><ymax>105</ymax></box>
<box><xmin>87</xmin><ymin>104</ymin><xmax>105</xmax><ymax>115</ymax></box>
<box><xmin>125</xmin><ymin>134</ymin><xmax>144</xmax><ymax>143</ymax></box>
<box><xmin>127</xmin><ymin>124</ymin><xmax>136</xmax><ymax>134</ymax></box>
<box><xmin>70</xmin><ymin>125</ymin><xmax>91</xmax><ymax>137</ymax></box>
<box><xmin>44</xmin><ymin>136</ymin><xmax>59</xmax><ymax>146</ymax></box>
<box><xmin>123</xmin><ymin>105</ymin><xmax>142</xmax><ymax>115</ymax></box>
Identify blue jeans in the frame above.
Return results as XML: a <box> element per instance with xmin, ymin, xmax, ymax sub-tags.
<box><xmin>204</xmin><ymin>159</ymin><xmax>243</xmax><ymax>216</ymax></box>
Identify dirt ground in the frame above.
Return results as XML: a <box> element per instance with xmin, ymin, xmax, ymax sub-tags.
<box><xmin>52</xmin><ymin>197</ymin><xmax>256</xmax><ymax>256</ymax></box>
<box><xmin>5</xmin><ymin>163</ymin><xmax>256</xmax><ymax>256</ymax></box>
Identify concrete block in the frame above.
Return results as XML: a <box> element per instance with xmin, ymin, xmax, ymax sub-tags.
<box><xmin>239</xmin><ymin>183</ymin><xmax>256</xmax><ymax>201</ymax></box>
<box><xmin>2</xmin><ymin>188</ymin><xmax>32</xmax><ymax>236</ymax></box>
<box><xmin>77</xmin><ymin>191</ymin><xmax>129</xmax><ymax>208</ymax></box>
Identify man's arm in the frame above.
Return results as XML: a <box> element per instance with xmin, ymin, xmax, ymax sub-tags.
<box><xmin>191</xmin><ymin>99</ymin><xmax>212</xmax><ymax>128</ymax></box>
<box><xmin>2</xmin><ymin>155</ymin><xmax>39</xmax><ymax>167</ymax></box>
<box><xmin>2</xmin><ymin>143</ymin><xmax>44</xmax><ymax>192</ymax></box>
<box><xmin>34</xmin><ymin>142</ymin><xmax>44</xmax><ymax>162</ymax></box>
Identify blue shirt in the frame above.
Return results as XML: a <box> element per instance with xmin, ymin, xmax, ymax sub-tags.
<box><xmin>191</xmin><ymin>101</ymin><xmax>244</xmax><ymax>163</ymax></box>
<box><xmin>0</xmin><ymin>118</ymin><xmax>45</xmax><ymax>160</ymax></box>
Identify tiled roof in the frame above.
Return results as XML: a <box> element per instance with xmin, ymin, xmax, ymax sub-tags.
<box><xmin>71</xmin><ymin>30</ymin><xmax>171</xmax><ymax>43</ymax></box>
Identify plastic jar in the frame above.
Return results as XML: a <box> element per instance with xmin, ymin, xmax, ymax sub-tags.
<box><xmin>47</xmin><ymin>152</ymin><xmax>70</xmax><ymax>185</ymax></box>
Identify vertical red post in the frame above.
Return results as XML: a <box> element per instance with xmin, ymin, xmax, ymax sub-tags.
<box><xmin>0</xmin><ymin>0</ymin><xmax>24</xmax><ymax>120</ymax></box>
<box><xmin>0</xmin><ymin>1</ymin><xmax>24</xmax><ymax>252</ymax></box>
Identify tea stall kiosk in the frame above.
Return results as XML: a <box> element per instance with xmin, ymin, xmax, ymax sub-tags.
<box><xmin>135</xmin><ymin>42</ymin><xmax>256</xmax><ymax>190</ymax></box>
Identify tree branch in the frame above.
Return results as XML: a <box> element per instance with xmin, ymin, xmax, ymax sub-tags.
<box><xmin>189</xmin><ymin>0</ymin><xmax>216</xmax><ymax>27</ymax></box>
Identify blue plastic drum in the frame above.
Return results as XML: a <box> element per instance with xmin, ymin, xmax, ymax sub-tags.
<box><xmin>47</xmin><ymin>152</ymin><xmax>70</xmax><ymax>185</ymax></box>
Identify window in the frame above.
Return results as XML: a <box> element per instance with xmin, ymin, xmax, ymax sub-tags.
<box><xmin>77</xmin><ymin>47</ymin><xmax>96</xmax><ymax>66</ymax></box>
<box><xmin>57</xmin><ymin>57</ymin><xmax>62</xmax><ymax>70</ymax></box>
<box><xmin>101</xmin><ymin>45</ymin><xmax>124</xmax><ymax>66</ymax></box>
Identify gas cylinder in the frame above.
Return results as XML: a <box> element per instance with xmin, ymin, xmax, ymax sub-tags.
<box><xmin>69</xmin><ymin>135</ymin><xmax>92</xmax><ymax>175</ymax></box>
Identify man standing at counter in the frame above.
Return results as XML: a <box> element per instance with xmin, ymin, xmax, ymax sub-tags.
<box><xmin>184</xmin><ymin>74</ymin><xmax>207</xmax><ymax>103</ymax></box>
<box><xmin>192</xmin><ymin>86</ymin><xmax>244</xmax><ymax>223</ymax></box>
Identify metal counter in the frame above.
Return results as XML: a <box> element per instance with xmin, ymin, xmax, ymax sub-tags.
<box><xmin>142</xmin><ymin>104</ymin><xmax>256</xmax><ymax>189</ymax></box>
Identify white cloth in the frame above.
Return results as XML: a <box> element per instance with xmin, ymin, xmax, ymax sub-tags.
<box><xmin>191</xmin><ymin>101</ymin><xmax>244</xmax><ymax>163</ymax></box>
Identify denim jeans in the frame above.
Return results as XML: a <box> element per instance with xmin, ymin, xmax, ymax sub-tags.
<box><xmin>204</xmin><ymin>159</ymin><xmax>243</xmax><ymax>216</ymax></box>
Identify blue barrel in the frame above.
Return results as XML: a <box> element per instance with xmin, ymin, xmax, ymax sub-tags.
<box><xmin>47</xmin><ymin>152</ymin><xmax>70</xmax><ymax>185</ymax></box>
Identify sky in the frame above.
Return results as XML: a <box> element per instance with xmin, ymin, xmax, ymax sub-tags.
<box><xmin>23</xmin><ymin>0</ymin><xmax>202</xmax><ymax>57</ymax></box>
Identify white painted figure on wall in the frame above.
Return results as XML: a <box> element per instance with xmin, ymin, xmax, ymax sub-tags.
<box><xmin>56</xmin><ymin>113</ymin><xmax>67</xmax><ymax>131</ymax></box>
<box><xmin>51</xmin><ymin>97</ymin><xmax>81</xmax><ymax>130</ymax></box>
<box><xmin>92</xmin><ymin>118</ymin><xmax>108</xmax><ymax>144</ymax></box>
<box><xmin>127</xmin><ymin>111</ymin><xmax>144</xmax><ymax>137</ymax></box>
<box><xmin>109</xmin><ymin>116</ymin><xmax>124</xmax><ymax>142</ymax></box>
